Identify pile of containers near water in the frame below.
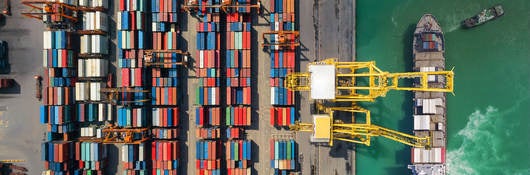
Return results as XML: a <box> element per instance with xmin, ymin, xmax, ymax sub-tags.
<box><xmin>268</xmin><ymin>0</ymin><xmax>297</xmax><ymax>127</ymax></box>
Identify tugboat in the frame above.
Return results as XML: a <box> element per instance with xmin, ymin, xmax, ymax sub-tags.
<box><xmin>462</xmin><ymin>5</ymin><xmax>504</xmax><ymax>28</ymax></box>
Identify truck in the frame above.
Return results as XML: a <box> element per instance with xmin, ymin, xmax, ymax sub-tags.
<box><xmin>34</xmin><ymin>75</ymin><xmax>42</xmax><ymax>100</ymax></box>
<box><xmin>0</xmin><ymin>78</ymin><xmax>13</xmax><ymax>88</ymax></box>
<box><xmin>1</xmin><ymin>0</ymin><xmax>10</xmax><ymax>16</ymax></box>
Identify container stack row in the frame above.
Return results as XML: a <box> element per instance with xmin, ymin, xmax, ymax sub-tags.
<box><xmin>77</xmin><ymin>3</ymin><xmax>112</xmax><ymax>140</ymax></box>
<box><xmin>73</xmin><ymin>142</ymin><xmax>108</xmax><ymax>174</ymax></box>
<box><xmin>150</xmin><ymin>0</ymin><xmax>183</xmax><ymax>174</ymax></box>
<box><xmin>225</xmin><ymin>10</ymin><xmax>252</xmax><ymax>129</ymax></box>
<box><xmin>151</xmin><ymin>141</ymin><xmax>180</xmax><ymax>174</ymax></box>
<box><xmin>196</xmin><ymin>140</ymin><xmax>222</xmax><ymax>175</ymax></box>
<box><xmin>194</xmin><ymin>2</ymin><xmax>222</xmax><ymax>174</ymax></box>
<box><xmin>41</xmin><ymin>141</ymin><xmax>76</xmax><ymax>174</ymax></box>
<box><xmin>223</xmin><ymin>3</ymin><xmax>254</xmax><ymax>175</ymax></box>
<box><xmin>270</xmin><ymin>139</ymin><xmax>297</xmax><ymax>174</ymax></box>
<box><xmin>225</xmin><ymin>140</ymin><xmax>252</xmax><ymax>175</ymax></box>
<box><xmin>118</xmin><ymin>0</ymin><xmax>149</xmax><ymax>174</ymax></box>
<box><xmin>41</xmin><ymin>30</ymin><xmax>77</xmax><ymax>138</ymax></box>
<box><xmin>121</xmin><ymin>143</ymin><xmax>148</xmax><ymax>174</ymax></box>
<box><xmin>269</xmin><ymin>0</ymin><xmax>297</xmax><ymax>127</ymax></box>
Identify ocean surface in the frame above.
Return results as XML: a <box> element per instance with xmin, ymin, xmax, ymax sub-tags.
<box><xmin>355</xmin><ymin>0</ymin><xmax>530</xmax><ymax>175</ymax></box>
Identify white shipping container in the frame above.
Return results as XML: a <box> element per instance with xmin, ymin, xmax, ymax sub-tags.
<box><xmin>95</xmin><ymin>11</ymin><xmax>108</xmax><ymax>31</ymax></box>
<box><xmin>271</xmin><ymin>87</ymin><xmax>276</xmax><ymax>105</ymax></box>
<box><xmin>91</xmin><ymin>0</ymin><xmax>108</xmax><ymax>8</ymax></box>
<box><xmin>78</xmin><ymin>59</ymin><xmax>86</xmax><ymax>77</ymax></box>
<box><xmin>80</xmin><ymin>35</ymin><xmax>91</xmax><ymax>54</ymax></box>
<box><xmin>138</xmin><ymin>143</ymin><xmax>144</xmax><ymax>161</ymax></box>
<box><xmin>42</xmin><ymin>50</ymin><xmax>48</xmax><ymax>67</ymax></box>
<box><xmin>96</xmin><ymin>128</ymin><xmax>102</xmax><ymax>138</ymax></box>
<box><xmin>43</xmin><ymin>31</ymin><xmax>52</xmax><ymax>49</ymax></box>
<box><xmin>413</xmin><ymin>115</ymin><xmax>431</xmax><ymax>130</ymax></box>
<box><xmin>121</xmin><ymin>145</ymin><xmax>127</xmax><ymax>162</ymax></box>
<box><xmin>91</xmin><ymin>35</ymin><xmax>108</xmax><ymax>54</ymax></box>
<box><xmin>78</xmin><ymin>0</ymin><xmax>89</xmax><ymax>7</ymax></box>
<box><xmin>107</xmin><ymin>104</ymin><xmax>113</xmax><ymax>121</ymax></box>
<box><xmin>199</xmin><ymin>51</ymin><xmax>204</xmax><ymax>68</ymax></box>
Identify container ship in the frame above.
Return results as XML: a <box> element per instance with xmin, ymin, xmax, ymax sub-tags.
<box><xmin>462</xmin><ymin>5</ymin><xmax>504</xmax><ymax>28</ymax></box>
<box><xmin>408</xmin><ymin>14</ymin><xmax>447</xmax><ymax>175</ymax></box>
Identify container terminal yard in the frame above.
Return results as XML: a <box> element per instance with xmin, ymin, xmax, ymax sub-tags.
<box><xmin>0</xmin><ymin>0</ymin><xmax>455</xmax><ymax>175</ymax></box>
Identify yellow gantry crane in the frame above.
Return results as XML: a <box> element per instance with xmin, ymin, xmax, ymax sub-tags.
<box><xmin>289</xmin><ymin>104</ymin><xmax>430</xmax><ymax>147</ymax></box>
<box><xmin>286</xmin><ymin>58</ymin><xmax>454</xmax><ymax>148</ymax></box>
<box><xmin>285</xmin><ymin>58</ymin><xmax>453</xmax><ymax>102</ymax></box>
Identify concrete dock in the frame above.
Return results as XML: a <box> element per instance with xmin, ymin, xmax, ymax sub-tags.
<box><xmin>0</xmin><ymin>0</ymin><xmax>358</xmax><ymax>174</ymax></box>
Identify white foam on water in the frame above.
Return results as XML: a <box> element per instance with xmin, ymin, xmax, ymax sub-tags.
<box><xmin>447</xmin><ymin>97</ymin><xmax>530</xmax><ymax>175</ymax></box>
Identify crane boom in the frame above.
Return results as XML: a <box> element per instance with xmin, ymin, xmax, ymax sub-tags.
<box><xmin>289</xmin><ymin>104</ymin><xmax>431</xmax><ymax>148</ymax></box>
<box><xmin>285</xmin><ymin>58</ymin><xmax>454</xmax><ymax>102</ymax></box>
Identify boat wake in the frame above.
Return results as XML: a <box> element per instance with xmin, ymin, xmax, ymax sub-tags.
<box><xmin>447</xmin><ymin>102</ymin><xmax>530</xmax><ymax>175</ymax></box>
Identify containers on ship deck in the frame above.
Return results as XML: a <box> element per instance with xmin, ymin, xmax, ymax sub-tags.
<box><xmin>270</xmin><ymin>139</ymin><xmax>297</xmax><ymax>170</ymax></box>
<box><xmin>411</xmin><ymin>147</ymin><xmax>446</xmax><ymax>164</ymax></box>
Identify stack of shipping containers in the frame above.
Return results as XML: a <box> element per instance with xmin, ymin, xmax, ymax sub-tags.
<box><xmin>270</xmin><ymin>139</ymin><xmax>297</xmax><ymax>174</ymax></box>
<box><xmin>121</xmin><ymin>143</ymin><xmax>148</xmax><ymax>174</ymax></box>
<box><xmin>76</xmin><ymin>2</ymin><xmax>111</xmax><ymax>124</ymax></box>
<box><xmin>116</xmin><ymin>0</ymin><xmax>148</xmax><ymax>128</ymax></box>
<box><xmin>150</xmin><ymin>0</ymin><xmax>182</xmax><ymax>174</ymax></box>
<box><xmin>194</xmin><ymin>1</ymin><xmax>222</xmax><ymax>174</ymax></box>
<box><xmin>40</xmin><ymin>1</ymin><xmax>78</xmax><ymax>170</ymax></box>
<box><xmin>224</xmin><ymin>2</ymin><xmax>253</xmax><ymax>174</ymax></box>
<box><xmin>268</xmin><ymin>0</ymin><xmax>297</xmax><ymax>127</ymax></box>
<box><xmin>76</xmin><ymin>2</ymin><xmax>111</xmax><ymax>174</ymax></box>
<box><xmin>117</xmin><ymin>0</ymin><xmax>148</xmax><ymax>174</ymax></box>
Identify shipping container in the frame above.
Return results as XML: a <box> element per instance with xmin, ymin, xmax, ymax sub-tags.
<box><xmin>270</xmin><ymin>139</ymin><xmax>297</xmax><ymax>170</ymax></box>
<box><xmin>151</xmin><ymin>141</ymin><xmax>179</xmax><ymax>171</ymax></box>
<box><xmin>152</xmin><ymin>128</ymin><xmax>179</xmax><ymax>140</ymax></box>
<box><xmin>152</xmin><ymin>107</ymin><xmax>179</xmax><ymax>127</ymax></box>
<box><xmin>195</xmin><ymin>107</ymin><xmax>221</xmax><ymax>127</ymax></box>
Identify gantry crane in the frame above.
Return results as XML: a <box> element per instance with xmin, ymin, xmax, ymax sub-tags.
<box><xmin>77</xmin><ymin>123</ymin><xmax>150</xmax><ymax>144</ymax></box>
<box><xmin>100</xmin><ymin>87</ymin><xmax>150</xmax><ymax>106</ymax></box>
<box><xmin>286</xmin><ymin>58</ymin><xmax>454</xmax><ymax>148</ymax></box>
<box><xmin>0</xmin><ymin>160</ymin><xmax>24</xmax><ymax>163</ymax></box>
<box><xmin>285</xmin><ymin>58</ymin><xmax>453</xmax><ymax>102</ymax></box>
<box><xmin>182</xmin><ymin>0</ymin><xmax>261</xmax><ymax>13</ymax></box>
<box><xmin>262</xmin><ymin>31</ymin><xmax>300</xmax><ymax>49</ymax></box>
<box><xmin>143</xmin><ymin>49</ymin><xmax>190</xmax><ymax>67</ymax></box>
<box><xmin>289</xmin><ymin>104</ymin><xmax>430</xmax><ymax>147</ymax></box>
<box><xmin>21</xmin><ymin>0</ymin><xmax>78</xmax><ymax>23</ymax></box>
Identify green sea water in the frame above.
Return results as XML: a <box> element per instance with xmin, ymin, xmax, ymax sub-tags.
<box><xmin>355</xmin><ymin>0</ymin><xmax>530</xmax><ymax>175</ymax></box>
